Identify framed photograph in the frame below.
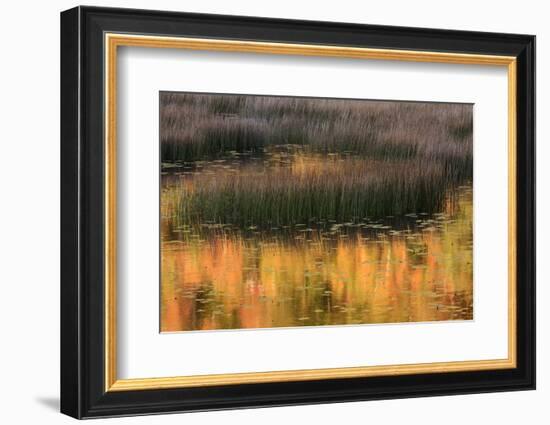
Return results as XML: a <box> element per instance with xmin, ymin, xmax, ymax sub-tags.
<box><xmin>60</xmin><ymin>6</ymin><xmax>535</xmax><ymax>419</ymax></box>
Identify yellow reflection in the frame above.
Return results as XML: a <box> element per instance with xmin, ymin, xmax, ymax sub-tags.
<box><xmin>161</xmin><ymin>188</ymin><xmax>473</xmax><ymax>332</ymax></box>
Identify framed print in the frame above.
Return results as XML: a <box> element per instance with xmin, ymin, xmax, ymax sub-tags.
<box><xmin>60</xmin><ymin>6</ymin><xmax>536</xmax><ymax>419</ymax></box>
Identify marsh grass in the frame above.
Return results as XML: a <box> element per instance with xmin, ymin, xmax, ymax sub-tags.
<box><xmin>160</xmin><ymin>93</ymin><xmax>472</xmax><ymax>163</ymax></box>
<box><xmin>160</xmin><ymin>93</ymin><xmax>474</xmax><ymax>331</ymax></box>
<box><xmin>160</xmin><ymin>92</ymin><xmax>473</xmax><ymax>228</ymax></box>
<box><xmin>168</xmin><ymin>156</ymin><xmax>464</xmax><ymax>227</ymax></box>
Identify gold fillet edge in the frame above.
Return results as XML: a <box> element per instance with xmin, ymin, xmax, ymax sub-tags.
<box><xmin>107</xmin><ymin>33</ymin><xmax>516</xmax><ymax>65</ymax></box>
<box><xmin>507</xmin><ymin>59</ymin><xmax>518</xmax><ymax>368</ymax></box>
<box><xmin>110</xmin><ymin>359</ymin><xmax>515</xmax><ymax>391</ymax></box>
<box><xmin>105</xmin><ymin>33</ymin><xmax>118</xmax><ymax>390</ymax></box>
<box><xmin>103</xmin><ymin>33</ymin><xmax>518</xmax><ymax>392</ymax></box>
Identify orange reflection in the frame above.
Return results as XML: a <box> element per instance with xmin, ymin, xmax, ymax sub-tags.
<box><xmin>161</xmin><ymin>188</ymin><xmax>473</xmax><ymax>332</ymax></box>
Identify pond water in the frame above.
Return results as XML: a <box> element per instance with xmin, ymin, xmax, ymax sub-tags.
<box><xmin>160</xmin><ymin>151</ymin><xmax>473</xmax><ymax>332</ymax></box>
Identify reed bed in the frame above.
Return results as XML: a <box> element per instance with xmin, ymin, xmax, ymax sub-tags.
<box><xmin>166</xmin><ymin>157</ymin><xmax>465</xmax><ymax>228</ymax></box>
<box><xmin>160</xmin><ymin>92</ymin><xmax>473</xmax><ymax>227</ymax></box>
<box><xmin>160</xmin><ymin>92</ymin><xmax>472</xmax><ymax>163</ymax></box>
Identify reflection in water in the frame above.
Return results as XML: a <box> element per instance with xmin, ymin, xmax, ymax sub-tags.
<box><xmin>159</xmin><ymin>93</ymin><xmax>474</xmax><ymax>332</ymax></box>
<box><xmin>161</xmin><ymin>178</ymin><xmax>473</xmax><ymax>332</ymax></box>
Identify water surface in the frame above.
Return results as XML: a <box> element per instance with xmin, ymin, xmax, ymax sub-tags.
<box><xmin>160</xmin><ymin>151</ymin><xmax>473</xmax><ymax>332</ymax></box>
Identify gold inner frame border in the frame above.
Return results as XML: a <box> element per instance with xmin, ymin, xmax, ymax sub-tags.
<box><xmin>104</xmin><ymin>33</ymin><xmax>517</xmax><ymax>392</ymax></box>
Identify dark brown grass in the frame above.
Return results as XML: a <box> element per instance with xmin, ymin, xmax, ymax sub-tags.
<box><xmin>160</xmin><ymin>92</ymin><xmax>472</xmax><ymax>164</ymax></box>
<box><xmin>160</xmin><ymin>92</ymin><xmax>473</xmax><ymax>226</ymax></box>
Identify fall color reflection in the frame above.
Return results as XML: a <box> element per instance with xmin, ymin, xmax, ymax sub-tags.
<box><xmin>161</xmin><ymin>187</ymin><xmax>472</xmax><ymax>331</ymax></box>
<box><xmin>159</xmin><ymin>92</ymin><xmax>473</xmax><ymax>332</ymax></box>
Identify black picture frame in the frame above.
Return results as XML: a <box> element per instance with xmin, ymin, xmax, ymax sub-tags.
<box><xmin>61</xmin><ymin>5</ymin><xmax>535</xmax><ymax>419</ymax></box>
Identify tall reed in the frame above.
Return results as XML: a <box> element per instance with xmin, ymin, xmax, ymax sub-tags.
<box><xmin>160</xmin><ymin>92</ymin><xmax>473</xmax><ymax>164</ymax></box>
<box><xmin>160</xmin><ymin>92</ymin><xmax>473</xmax><ymax>226</ymax></box>
<box><xmin>169</xmin><ymin>158</ymin><xmax>463</xmax><ymax>228</ymax></box>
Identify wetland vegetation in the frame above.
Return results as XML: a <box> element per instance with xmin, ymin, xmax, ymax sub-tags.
<box><xmin>160</xmin><ymin>92</ymin><xmax>473</xmax><ymax>332</ymax></box>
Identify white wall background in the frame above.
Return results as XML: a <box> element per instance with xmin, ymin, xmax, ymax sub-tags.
<box><xmin>0</xmin><ymin>0</ymin><xmax>545</xmax><ymax>423</ymax></box>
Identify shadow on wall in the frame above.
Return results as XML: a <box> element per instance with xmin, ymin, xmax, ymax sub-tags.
<box><xmin>35</xmin><ymin>396</ymin><xmax>59</xmax><ymax>412</ymax></box>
